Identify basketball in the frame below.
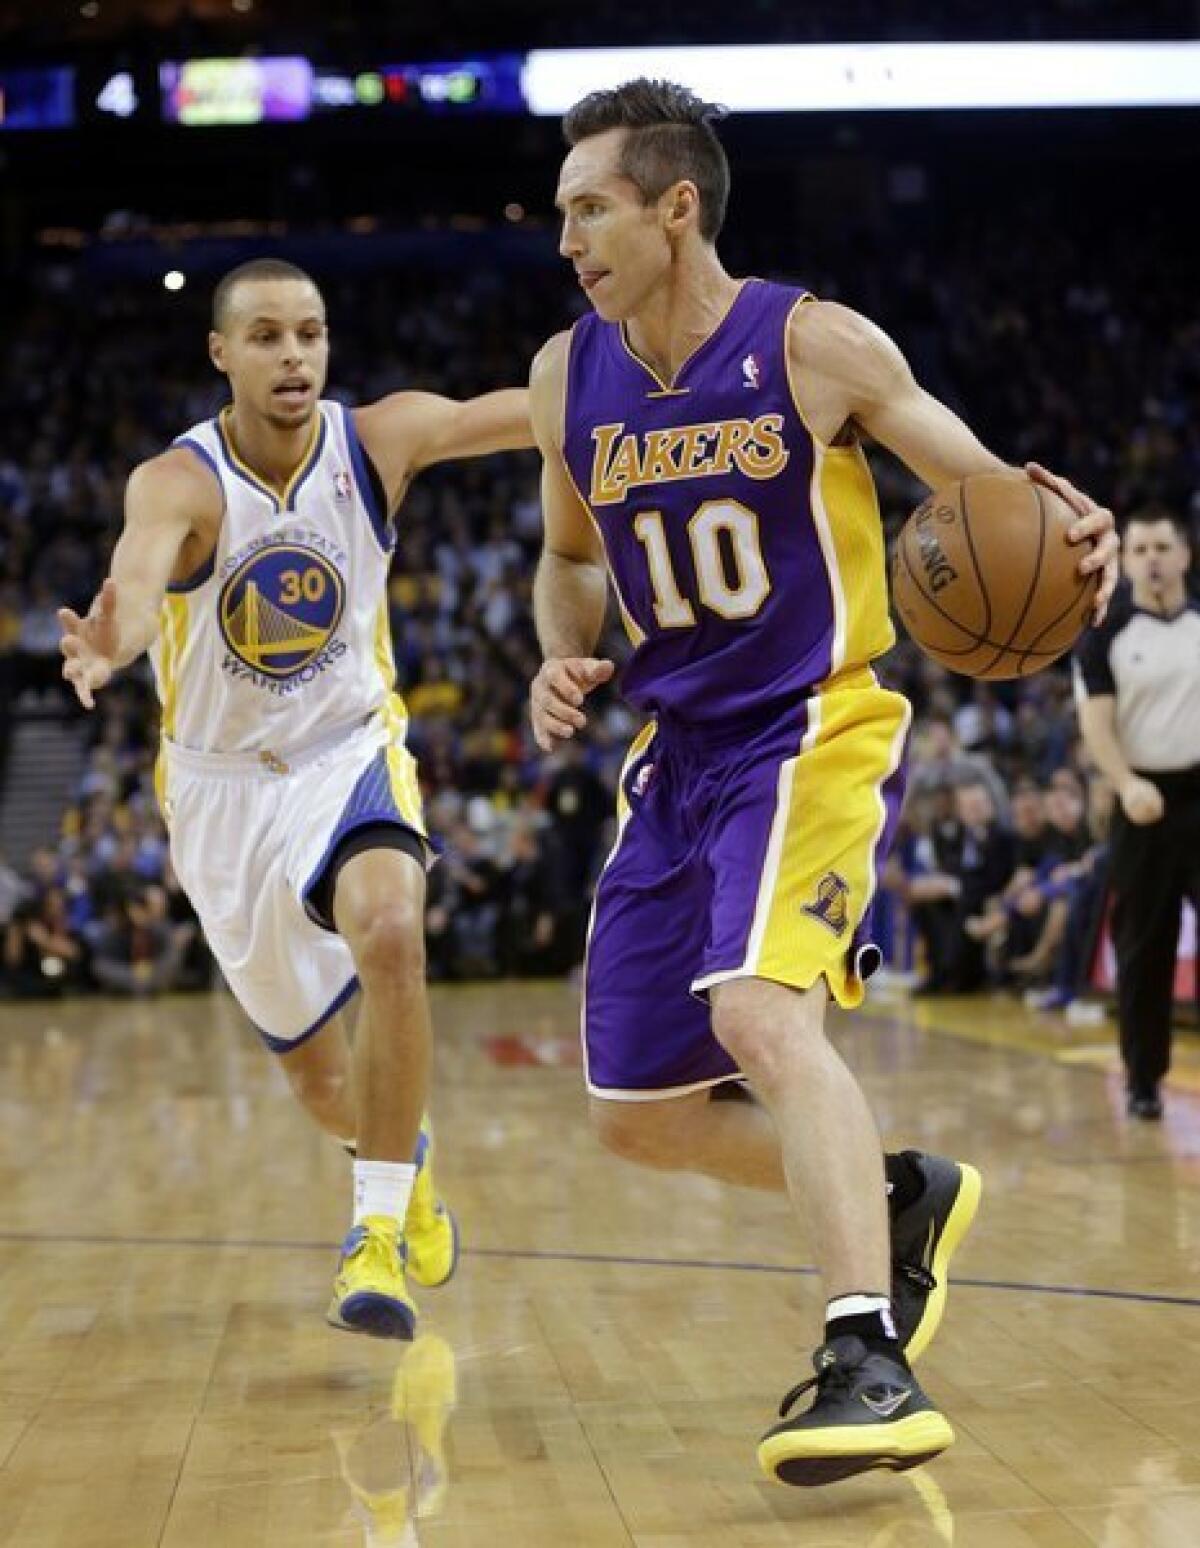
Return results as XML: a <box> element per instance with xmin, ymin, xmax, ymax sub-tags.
<box><xmin>890</xmin><ymin>471</ymin><xmax>1099</xmax><ymax>680</ymax></box>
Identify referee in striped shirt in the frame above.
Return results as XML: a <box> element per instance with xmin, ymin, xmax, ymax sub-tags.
<box><xmin>1075</xmin><ymin>507</ymin><xmax>1200</xmax><ymax>1120</ymax></box>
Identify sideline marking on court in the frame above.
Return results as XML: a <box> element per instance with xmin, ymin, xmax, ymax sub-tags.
<box><xmin>1</xmin><ymin>1230</ymin><xmax>1198</xmax><ymax>1309</ymax></box>
<box><xmin>864</xmin><ymin>994</ymin><xmax>1200</xmax><ymax>1095</ymax></box>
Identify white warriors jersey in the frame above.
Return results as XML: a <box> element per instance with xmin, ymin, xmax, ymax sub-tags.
<box><xmin>150</xmin><ymin>400</ymin><xmax>402</xmax><ymax>755</ymax></box>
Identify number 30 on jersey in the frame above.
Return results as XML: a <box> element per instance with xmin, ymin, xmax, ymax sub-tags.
<box><xmin>633</xmin><ymin>499</ymin><xmax>770</xmax><ymax>627</ymax></box>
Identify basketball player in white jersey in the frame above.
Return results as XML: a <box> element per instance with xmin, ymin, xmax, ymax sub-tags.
<box><xmin>58</xmin><ymin>258</ymin><xmax>534</xmax><ymax>1338</ymax></box>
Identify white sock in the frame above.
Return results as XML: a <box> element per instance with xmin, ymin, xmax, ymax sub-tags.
<box><xmin>826</xmin><ymin>1293</ymin><xmax>897</xmax><ymax>1339</ymax></box>
<box><xmin>353</xmin><ymin>1159</ymin><xmax>416</xmax><ymax>1228</ymax></box>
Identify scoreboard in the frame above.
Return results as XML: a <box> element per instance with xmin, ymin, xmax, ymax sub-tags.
<box><xmin>4</xmin><ymin>43</ymin><xmax>1199</xmax><ymax>133</ymax></box>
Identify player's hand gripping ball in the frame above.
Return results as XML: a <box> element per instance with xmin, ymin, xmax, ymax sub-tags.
<box><xmin>890</xmin><ymin>470</ymin><xmax>1102</xmax><ymax>680</ymax></box>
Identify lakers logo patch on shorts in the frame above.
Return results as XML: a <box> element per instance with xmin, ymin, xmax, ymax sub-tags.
<box><xmin>219</xmin><ymin>543</ymin><xmax>345</xmax><ymax>679</ymax></box>
<box><xmin>802</xmin><ymin>870</ymin><xmax>851</xmax><ymax>937</ymax></box>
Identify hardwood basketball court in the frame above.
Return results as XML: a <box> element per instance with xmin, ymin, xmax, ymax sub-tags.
<box><xmin>2</xmin><ymin>980</ymin><xmax>1199</xmax><ymax>1546</ymax></box>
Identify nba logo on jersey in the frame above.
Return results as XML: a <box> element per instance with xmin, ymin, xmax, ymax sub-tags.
<box><xmin>741</xmin><ymin>353</ymin><xmax>761</xmax><ymax>389</ymax></box>
<box><xmin>333</xmin><ymin>469</ymin><xmax>353</xmax><ymax>502</ymax></box>
<box><xmin>802</xmin><ymin>871</ymin><xmax>851</xmax><ymax>937</ymax></box>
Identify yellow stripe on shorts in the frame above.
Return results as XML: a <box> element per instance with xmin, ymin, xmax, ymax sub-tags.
<box><xmin>749</xmin><ymin>675</ymin><xmax>910</xmax><ymax>1008</ymax></box>
<box><xmin>382</xmin><ymin>692</ymin><xmax>426</xmax><ymax>834</ymax></box>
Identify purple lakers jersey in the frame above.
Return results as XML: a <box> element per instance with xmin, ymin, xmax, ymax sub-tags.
<box><xmin>562</xmin><ymin>279</ymin><xmax>894</xmax><ymax>726</ymax></box>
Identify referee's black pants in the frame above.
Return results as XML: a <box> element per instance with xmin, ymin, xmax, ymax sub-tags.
<box><xmin>1110</xmin><ymin>768</ymin><xmax>1200</xmax><ymax>1096</ymax></box>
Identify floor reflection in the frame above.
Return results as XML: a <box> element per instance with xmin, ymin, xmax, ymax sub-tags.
<box><xmin>330</xmin><ymin>1332</ymin><xmax>457</xmax><ymax>1545</ymax></box>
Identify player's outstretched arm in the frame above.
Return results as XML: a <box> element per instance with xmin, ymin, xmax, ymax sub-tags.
<box><xmin>355</xmin><ymin>388</ymin><xmax>533</xmax><ymax>495</ymax></box>
<box><xmin>528</xmin><ymin>333</ymin><xmax>613</xmax><ymax>754</ymax></box>
<box><xmin>789</xmin><ymin>300</ymin><xmax>1119</xmax><ymax>622</ymax></box>
<box><xmin>57</xmin><ymin>450</ymin><xmax>206</xmax><ymax>709</ymax></box>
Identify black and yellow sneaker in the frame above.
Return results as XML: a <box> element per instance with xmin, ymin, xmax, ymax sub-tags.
<box><xmin>757</xmin><ymin>1336</ymin><xmax>954</xmax><ymax>1487</ymax></box>
<box><xmin>890</xmin><ymin>1152</ymin><xmax>982</xmax><ymax>1363</ymax></box>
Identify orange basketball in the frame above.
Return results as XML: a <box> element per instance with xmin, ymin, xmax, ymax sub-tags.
<box><xmin>890</xmin><ymin>471</ymin><xmax>1098</xmax><ymax>680</ymax></box>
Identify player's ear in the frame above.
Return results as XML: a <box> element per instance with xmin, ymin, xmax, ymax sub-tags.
<box><xmin>663</xmin><ymin>180</ymin><xmax>700</xmax><ymax>235</ymax></box>
<box><xmin>208</xmin><ymin>330</ymin><xmax>228</xmax><ymax>375</ymax></box>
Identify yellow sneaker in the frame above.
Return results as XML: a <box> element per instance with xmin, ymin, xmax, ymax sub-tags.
<box><xmin>405</xmin><ymin>1120</ymin><xmax>460</xmax><ymax>1290</ymax></box>
<box><xmin>328</xmin><ymin>1216</ymin><xmax>417</xmax><ymax>1340</ymax></box>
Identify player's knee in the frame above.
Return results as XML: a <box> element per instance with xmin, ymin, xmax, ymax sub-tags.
<box><xmin>589</xmin><ymin>1099</ymin><xmax>688</xmax><ymax>1170</ymax></box>
<box><xmin>711</xmin><ymin>979</ymin><xmax>826</xmax><ymax>1077</ymax></box>
<box><xmin>712</xmin><ymin>1000</ymin><xmax>820</xmax><ymax>1090</ymax></box>
<box><xmin>349</xmin><ymin>901</ymin><xmax>426</xmax><ymax>984</ymax></box>
<box><xmin>713</xmin><ymin>1011</ymin><xmax>777</xmax><ymax>1085</ymax></box>
<box><xmin>288</xmin><ymin>1065</ymin><xmax>350</xmax><ymax>1118</ymax></box>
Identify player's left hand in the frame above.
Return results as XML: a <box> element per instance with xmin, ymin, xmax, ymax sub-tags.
<box><xmin>1025</xmin><ymin>462</ymin><xmax>1119</xmax><ymax>626</ymax></box>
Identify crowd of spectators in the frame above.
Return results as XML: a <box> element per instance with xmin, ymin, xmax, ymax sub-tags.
<box><xmin>1</xmin><ymin>189</ymin><xmax>1197</xmax><ymax>1005</ymax></box>
<box><xmin>881</xmin><ymin>706</ymin><xmax>1113</xmax><ymax>1020</ymax></box>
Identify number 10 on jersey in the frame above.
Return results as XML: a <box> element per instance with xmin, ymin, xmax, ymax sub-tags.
<box><xmin>633</xmin><ymin>499</ymin><xmax>770</xmax><ymax>627</ymax></box>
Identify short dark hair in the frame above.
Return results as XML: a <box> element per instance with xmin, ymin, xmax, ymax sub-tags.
<box><xmin>211</xmin><ymin>258</ymin><xmax>321</xmax><ymax>331</ymax></box>
<box><xmin>1123</xmin><ymin>502</ymin><xmax>1191</xmax><ymax>546</ymax></box>
<box><xmin>563</xmin><ymin>78</ymin><xmax>730</xmax><ymax>243</ymax></box>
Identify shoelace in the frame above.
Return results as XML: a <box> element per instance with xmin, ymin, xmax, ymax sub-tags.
<box><xmin>777</xmin><ymin>1359</ymin><xmax>854</xmax><ymax>1418</ymax></box>
<box><xmin>351</xmin><ymin>1227</ymin><xmax>402</xmax><ymax>1277</ymax></box>
<box><xmin>897</xmin><ymin>1262</ymin><xmax>936</xmax><ymax>1293</ymax></box>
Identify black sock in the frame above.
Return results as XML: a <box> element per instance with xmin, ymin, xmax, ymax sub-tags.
<box><xmin>884</xmin><ymin>1150</ymin><xmax>925</xmax><ymax>1214</ymax></box>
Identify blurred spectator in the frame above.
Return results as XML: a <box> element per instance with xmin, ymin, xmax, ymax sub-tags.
<box><xmin>4</xmin><ymin>885</ymin><xmax>87</xmax><ymax>997</ymax></box>
<box><xmin>906</xmin><ymin>781</ymin><xmax>1015</xmax><ymax>994</ymax></box>
<box><xmin>1004</xmin><ymin>773</ymin><xmax>1092</xmax><ymax>985</ymax></box>
<box><xmin>0</xmin><ymin>850</ymin><xmax>24</xmax><ymax>927</ymax></box>
<box><xmin>426</xmin><ymin>821</ymin><xmax>504</xmax><ymax>980</ymax></box>
<box><xmin>543</xmin><ymin>739</ymin><xmax>609</xmax><ymax>898</ymax></box>
<box><xmin>88</xmin><ymin>884</ymin><xmax>192</xmax><ymax>996</ymax></box>
<box><xmin>906</xmin><ymin>714</ymin><xmax>1010</xmax><ymax>820</ymax></box>
<box><xmin>14</xmin><ymin>583</ymin><xmax>66</xmax><ymax>700</ymax></box>
<box><xmin>962</xmin><ymin>779</ymin><xmax>1050</xmax><ymax>964</ymax></box>
<box><xmin>1024</xmin><ymin>778</ymin><xmax>1113</xmax><ymax>1022</ymax></box>
<box><xmin>497</xmin><ymin>817</ymin><xmax>571</xmax><ymax>977</ymax></box>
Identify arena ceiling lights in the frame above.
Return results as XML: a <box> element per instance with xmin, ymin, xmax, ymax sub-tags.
<box><xmin>522</xmin><ymin>42</ymin><xmax>1200</xmax><ymax>114</ymax></box>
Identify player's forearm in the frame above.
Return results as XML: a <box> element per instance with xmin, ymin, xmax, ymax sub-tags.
<box><xmin>470</xmin><ymin>389</ymin><xmax>535</xmax><ymax>453</ymax></box>
<box><xmin>103</xmin><ymin>493</ymin><xmax>191</xmax><ymax>670</ymax></box>
<box><xmin>534</xmin><ymin>551</ymin><xmax>608</xmax><ymax>659</ymax></box>
<box><xmin>1078</xmin><ymin>701</ymin><xmax>1135</xmax><ymax>790</ymax></box>
<box><xmin>434</xmin><ymin>389</ymin><xmax>533</xmax><ymax>462</ymax></box>
<box><xmin>107</xmin><ymin>577</ymin><xmax>165</xmax><ymax>668</ymax></box>
<box><xmin>868</xmin><ymin>390</ymin><xmax>1010</xmax><ymax>492</ymax></box>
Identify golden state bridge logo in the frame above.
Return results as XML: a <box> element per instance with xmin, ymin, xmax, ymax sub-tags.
<box><xmin>218</xmin><ymin>542</ymin><xmax>345</xmax><ymax>679</ymax></box>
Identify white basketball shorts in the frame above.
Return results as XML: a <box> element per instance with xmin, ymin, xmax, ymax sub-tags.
<box><xmin>160</xmin><ymin>701</ymin><xmax>427</xmax><ymax>1050</ymax></box>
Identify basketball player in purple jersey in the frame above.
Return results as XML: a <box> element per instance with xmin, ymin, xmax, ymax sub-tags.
<box><xmin>528</xmin><ymin>81</ymin><xmax>1119</xmax><ymax>1485</ymax></box>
